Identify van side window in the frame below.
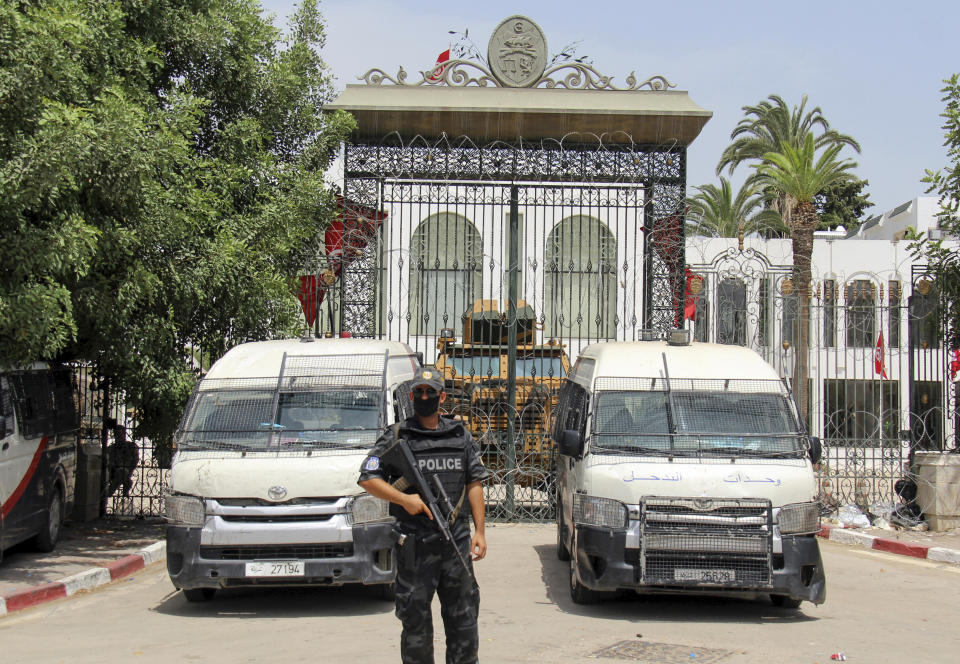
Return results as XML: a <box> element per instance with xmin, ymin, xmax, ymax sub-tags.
<box><xmin>554</xmin><ymin>381</ymin><xmax>589</xmax><ymax>440</ymax></box>
<box><xmin>10</xmin><ymin>372</ymin><xmax>56</xmax><ymax>438</ymax></box>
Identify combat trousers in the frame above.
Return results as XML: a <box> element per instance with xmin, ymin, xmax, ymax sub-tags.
<box><xmin>395</xmin><ymin>530</ymin><xmax>479</xmax><ymax>664</ymax></box>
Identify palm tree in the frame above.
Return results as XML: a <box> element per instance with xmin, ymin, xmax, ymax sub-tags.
<box><xmin>717</xmin><ymin>95</ymin><xmax>860</xmax><ymax>227</ymax></box>
<box><xmin>753</xmin><ymin>133</ymin><xmax>858</xmax><ymax>419</ymax></box>
<box><xmin>686</xmin><ymin>176</ymin><xmax>787</xmax><ymax>238</ymax></box>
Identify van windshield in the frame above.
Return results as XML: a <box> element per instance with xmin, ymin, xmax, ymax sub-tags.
<box><xmin>591</xmin><ymin>389</ymin><xmax>803</xmax><ymax>457</ymax></box>
<box><xmin>178</xmin><ymin>388</ymin><xmax>382</xmax><ymax>450</ymax></box>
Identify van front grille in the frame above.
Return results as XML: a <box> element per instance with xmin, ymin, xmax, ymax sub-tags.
<box><xmin>640</xmin><ymin>497</ymin><xmax>772</xmax><ymax>587</ymax></box>
<box><xmin>200</xmin><ymin>544</ymin><xmax>353</xmax><ymax>560</ymax></box>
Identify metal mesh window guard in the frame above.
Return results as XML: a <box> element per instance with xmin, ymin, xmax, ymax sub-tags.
<box><xmin>175</xmin><ymin>353</ymin><xmax>389</xmax><ymax>454</ymax></box>
<box><xmin>589</xmin><ymin>377</ymin><xmax>804</xmax><ymax>457</ymax></box>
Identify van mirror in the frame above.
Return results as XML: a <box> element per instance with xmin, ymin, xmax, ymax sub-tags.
<box><xmin>558</xmin><ymin>429</ymin><xmax>584</xmax><ymax>459</ymax></box>
<box><xmin>808</xmin><ymin>436</ymin><xmax>822</xmax><ymax>465</ymax></box>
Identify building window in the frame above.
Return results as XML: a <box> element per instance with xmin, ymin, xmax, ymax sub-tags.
<box><xmin>716</xmin><ymin>278</ymin><xmax>746</xmax><ymax>346</ymax></box>
<box><xmin>410</xmin><ymin>213</ymin><xmax>482</xmax><ymax>335</ymax></box>
<box><xmin>823</xmin><ymin>379</ymin><xmax>900</xmax><ymax>447</ymax></box>
<box><xmin>888</xmin><ymin>281</ymin><xmax>901</xmax><ymax>348</ymax></box>
<box><xmin>845</xmin><ymin>279</ymin><xmax>876</xmax><ymax>348</ymax></box>
<box><xmin>758</xmin><ymin>277</ymin><xmax>771</xmax><ymax>347</ymax></box>
<box><xmin>823</xmin><ymin>279</ymin><xmax>837</xmax><ymax>348</ymax></box>
<box><xmin>545</xmin><ymin>215</ymin><xmax>616</xmax><ymax>340</ymax></box>
<box><xmin>909</xmin><ymin>286</ymin><xmax>940</xmax><ymax>350</ymax></box>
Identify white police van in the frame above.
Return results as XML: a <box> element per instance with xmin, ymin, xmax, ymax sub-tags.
<box><xmin>164</xmin><ymin>337</ymin><xmax>419</xmax><ymax>601</ymax></box>
<box><xmin>554</xmin><ymin>332</ymin><xmax>825</xmax><ymax>607</ymax></box>
<box><xmin>1</xmin><ymin>365</ymin><xmax>79</xmax><ymax>560</ymax></box>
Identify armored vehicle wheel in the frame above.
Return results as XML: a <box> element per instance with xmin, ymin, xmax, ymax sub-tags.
<box><xmin>770</xmin><ymin>594</ymin><xmax>802</xmax><ymax>609</ymax></box>
<box><xmin>183</xmin><ymin>588</ymin><xmax>217</xmax><ymax>602</ymax></box>
<box><xmin>33</xmin><ymin>487</ymin><xmax>63</xmax><ymax>552</ymax></box>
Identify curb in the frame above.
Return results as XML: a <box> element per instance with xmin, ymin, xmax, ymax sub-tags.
<box><xmin>0</xmin><ymin>541</ymin><xmax>165</xmax><ymax>618</ymax></box>
<box><xmin>817</xmin><ymin>525</ymin><xmax>960</xmax><ymax>564</ymax></box>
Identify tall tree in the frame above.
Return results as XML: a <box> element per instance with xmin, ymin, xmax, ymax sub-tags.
<box><xmin>686</xmin><ymin>176</ymin><xmax>787</xmax><ymax>238</ymax></box>
<box><xmin>813</xmin><ymin>177</ymin><xmax>874</xmax><ymax>232</ymax></box>
<box><xmin>0</xmin><ymin>0</ymin><xmax>355</xmax><ymax>460</ymax></box>
<box><xmin>753</xmin><ymin>134</ymin><xmax>858</xmax><ymax>418</ymax></box>
<box><xmin>718</xmin><ymin>94</ymin><xmax>861</xmax><ymax>226</ymax></box>
<box><xmin>916</xmin><ymin>73</ymin><xmax>960</xmax><ymax>350</ymax></box>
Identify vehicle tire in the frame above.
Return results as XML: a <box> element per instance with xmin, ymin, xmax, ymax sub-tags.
<box><xmin>33</xmin><ymin>486</ymin><xmax>64</xmax><ymax>553</ymax></box>
<box><xmin>770</xmin><ymin>594</ymin><xmax>802</xmax><ymax>609</ymax></box>
<box><xmin>556</xmin><ymin>496</ymin><xmax>570</xmax><ymax>561</ymax></box>
<box><xmin>569</xmin><ymin>557</ymin><xmax>601</xmax><ymax>605</ymax></box>
<box><xmin>183</xmin><ymin>587</ymin><xmax>217</xmax><ymax>602</ymax></box>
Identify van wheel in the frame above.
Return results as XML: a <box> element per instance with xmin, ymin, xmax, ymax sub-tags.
<box><xmin>770</xmin><ymin>594</ymin><xmax>802</xmax><ymax>609</ymax></box>
<box><xmin>569</xmin><ymin>558</ymin><xmax>601</xmax><ymax>605</ymax></box>
<box><xmin>33</xmin><ymin>487</ymin><xmax>64</xmax><ymax>552</ymax></box>
<box><xmin>183</xmin><ymin>588</ymin><xmax>217</xmax><ymax>602</ymax></box>
<box><xmin>556</xmin><ymin>501</ymin><xmax>570</xmax><ymax>561</ymax></box>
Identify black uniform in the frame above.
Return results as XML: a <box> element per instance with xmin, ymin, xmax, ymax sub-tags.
<box><xmin>359</xmin><ymin>415</ymin><xmax>490</xmax><ymax>664</ymax></box>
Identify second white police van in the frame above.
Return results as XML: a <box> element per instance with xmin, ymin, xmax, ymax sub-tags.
<box><xmin>554</xmin><ymin>331</ymin><xmax>825</xmax><ymax>607</ymax></box>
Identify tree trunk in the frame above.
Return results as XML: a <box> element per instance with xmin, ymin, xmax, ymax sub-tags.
<box><xmin>791</xmin><ymin>201</ymin><xmax>818</xmax><ymax>427</ymax></box>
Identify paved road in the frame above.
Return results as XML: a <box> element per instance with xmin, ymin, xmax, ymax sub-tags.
<box><xmin>2</xmin><ymin>523</ymin><xmax>959</xmax><ymax>663</ymax></box>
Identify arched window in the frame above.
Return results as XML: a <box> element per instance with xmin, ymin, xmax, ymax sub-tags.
<box><xmin>410</xmin><ymin>213</ymin><xmax>482</xmax><ymax>335</ymax></box>
<box><xmin>544</xmin><ymin>215</ymin><xmax>616</xmax><ymax>339</ymax></box>
<box><xmin>716</xmin><ymin>278</ymin><xmax>747</xmax><ymax>346</ymax></box>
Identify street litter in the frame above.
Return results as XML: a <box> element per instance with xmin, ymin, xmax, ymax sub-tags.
<box><xmin>830</xmin><ymin>653</ymin><xmax>847</xmax><ymax>661</ymax></box>
<box><xmin>838</xmin><ymin>504</ymin><xmax>870</xmax><ymax>528</ymax></box>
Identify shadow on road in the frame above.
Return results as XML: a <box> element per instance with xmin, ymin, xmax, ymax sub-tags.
<box><xmin>534</xmin><ymin>543</ymin><xmax>819</xmax><ymax>624</ymax></box>
<box><xmin>152</xmin><ymin>583</ymin><xmax>396</xmax><ymax>619</ymax></box>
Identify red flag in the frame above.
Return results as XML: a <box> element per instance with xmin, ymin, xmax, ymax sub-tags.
<box><xmin>295</xmin><ymin>275</ymin><xmax>318</xmax><ymax>327</ymax></box>
<box><xmin>427</xmin><ymin>49</ymin><xmax>451</xmax><ymax>83</ymax></box>
<box><xmin>951</xmin><ymin>349</ymin><xmax>960</xmax><ymax>381</ymax></box>
<box><xmin>874</xmin><ymin>332</ymin><xmax>888</xmax><ymax>379</ymax></box>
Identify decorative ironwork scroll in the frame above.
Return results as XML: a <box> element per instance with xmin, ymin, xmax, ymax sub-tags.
<box><xmin>358</xmin><ymin>14</ymin><xmax>676</xmax><ymax>92</ymax></box>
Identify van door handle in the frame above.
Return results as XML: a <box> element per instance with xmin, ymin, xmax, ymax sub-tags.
<box><xmin>1</xmin><ymin>442</ymin><xmax>8</xmax><ymax>451</ymax></box>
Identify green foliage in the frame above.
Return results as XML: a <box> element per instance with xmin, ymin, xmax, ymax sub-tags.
<box><xmin>0</xmin><ymin>0</ymin><xmax>354</xmax><ymax>456</ymax></box>
<box><xmin>686</xmin><ymin>176</ymin><xmax>786</xmax><ymax>237</ymax></box>
<box><xmin>752</xmin><ymin>134</ymin><xmax>858</xmax><ymax>207</ymax></box>
<box><xmin>717</xmin><ymin>94</ymin><xmax>860</xmax><ymax>176</ymax></box>
<box><xmin>813</xmin><ymin>177</ymin><xmax>873</xmax><ymax>231</ymax></box>
<box><xmin>916</xmin><ymin>73</ymin><xmax>960</xmax><ymax>348</ymax></box>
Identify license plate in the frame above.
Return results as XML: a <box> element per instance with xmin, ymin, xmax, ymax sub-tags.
<box><xmin>245</xmin><ymin>561</ymin><xmax>305</xmax><ymax>577</ymax></box>
<box><xmin>674</xmin><ymin>568</ymin><xmax>735</xmax><ymax>583</ymax></box>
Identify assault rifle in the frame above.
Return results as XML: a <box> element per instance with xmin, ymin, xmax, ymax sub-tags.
<box><xmin>381</xmin><ymin>435</ymin><xmax>475</xmax><ymax>583</ymax></box>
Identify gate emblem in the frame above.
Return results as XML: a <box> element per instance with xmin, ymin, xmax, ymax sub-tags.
<box><xmin>267</xmin><ymin>485</ymin><xmax>288</xmax><ymax>501</ymax></box>
<box><xmin>487</xmin><ymin>15</ymin><xmax>547</xmax><ymax>88</ymax></box>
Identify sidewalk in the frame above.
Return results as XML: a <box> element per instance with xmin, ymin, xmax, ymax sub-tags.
<box><xmin>1</xmin><ymin>518</ymin><xmax>166</xmax><ymax>616</ymax></box>
<box><xmin>3</xmin><ymin>517</ymin><xmax>960</xmax><ymax>618</ymax></box>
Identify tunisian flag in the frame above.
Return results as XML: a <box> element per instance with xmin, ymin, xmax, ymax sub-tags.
<box><xmin>874</xmin><ymin>331</ymin><xmax>888</xmax><ymax>379</ymax></box>
<box><xmin>427</xmin><ymin>49</ymin><xmax>451</xmax><ymax>82</ymax></box>
<box><xmin>295</xmin><ymin>196</ymin><xmax>388</xmax><ymax>325</ymax></box>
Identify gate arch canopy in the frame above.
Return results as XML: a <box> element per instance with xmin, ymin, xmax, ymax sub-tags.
<box><xmin>410</xmin><ymin>212</ymin><xmax>483</xmax><ymax>335</ymax></box>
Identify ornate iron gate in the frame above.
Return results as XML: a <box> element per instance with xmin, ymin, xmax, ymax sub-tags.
<box><xmin>337</xmin><ymin>135</ymin><xmax>687</xmax><ymax>520</ymax></box>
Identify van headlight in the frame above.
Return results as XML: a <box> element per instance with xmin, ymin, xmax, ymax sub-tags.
<box><xmin>778</xmin><ymin>502</ymin><xmax>820</xmax><ymax>535</ymax></box>
<box><xmin>164</xmin><ymin>492</ymin><xmax>205</xmax><ymax>526</ymax></box>
<box><xmin>349</xmin><ymin>495</ymin><xmax>390</xmax><ymax>524</ymax></box>
<box><xmin>573</xmin><ymin>494</ymin><xmax>627</xmax><ymax>529</ymax></box>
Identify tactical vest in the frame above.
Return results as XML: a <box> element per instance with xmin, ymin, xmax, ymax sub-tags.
<box><xmin>392</xmin><ymin>421</ymin><xmax>468</xmax><ymax>526</ymax></box>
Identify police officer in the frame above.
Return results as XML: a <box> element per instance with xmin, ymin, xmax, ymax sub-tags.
<box><xmin>359</xmin><ymin>366</ymin><xmax>489</xmax><ymax>664</ymax></box>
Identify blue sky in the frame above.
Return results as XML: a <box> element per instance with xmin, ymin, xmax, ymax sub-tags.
<box><xmin>261</xmin><ymin>0</ymin><xmax>958</xmax><ymax>218</ymax></box>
